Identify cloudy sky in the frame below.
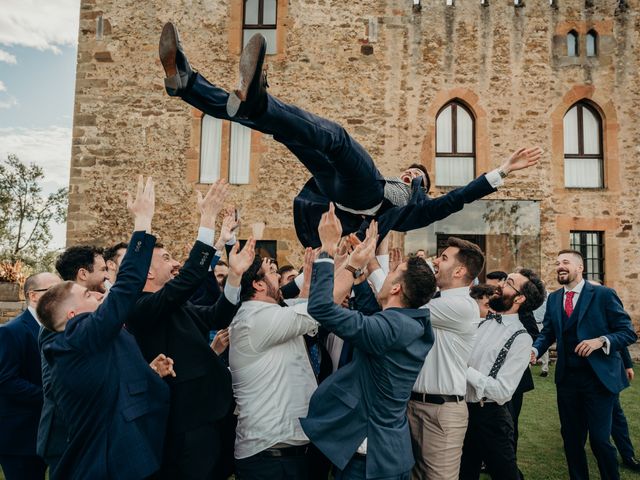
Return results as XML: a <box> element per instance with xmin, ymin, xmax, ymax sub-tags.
<box><xmin>0</xmin><ymin>0</ymin><xmax>81</xmax><ymax>249</ymax></box>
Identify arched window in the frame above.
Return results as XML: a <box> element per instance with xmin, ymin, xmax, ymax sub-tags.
<box><xmin>243</xmin><ymin>0</ymin><xmax>277</xmax><ymax>54</ymax></box>
<box><xmin>567</xmin><ymin>30</ymin><xmax>579</xmax><ymax>57</ymax></box>
<box><xmin>586</xmin><ymin>30</ymin><xmax>598</xmax><ymax>57</ymax></box>
<box><xmin>563</xmin><ymin>102</ymin><xmax>603</xmax><ymax>188</ymax></box>
<box><xmin>435</xmin><ymin>101</ymin><xmax>475</xmax><ymax>186</ymax></box>
<box><xmin>200</xmin><ymin>115</ymin><xmax>222</xmax><ymax>183</ymax></box>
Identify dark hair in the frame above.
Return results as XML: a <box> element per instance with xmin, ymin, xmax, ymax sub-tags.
<box><xmin>55</xmin><ymin>246</ymin><xmax>104</xmax><ymax>281</ymax></box>
<box><xmin>446</xmin><ymin>237</ymin><xmax>485</xmax><ymax>282</ymax></box>
<box><xmin>486</xmin><ymin>270</ymin><xmax>508</xmax><ymax>282</ymax></box>
<box><xmin>558</xmin><ymin>249</ymin><xmax>584</xmax><ymax>264</ymax></box>
<box><xmin>470</xmin><ymin>283</ymin><xmax>497</xmax><ymax>300</ymax></box>
<box><xmin>103</xmin><ymin>242</ymin><xmax>128</xmax><ymax>263</ymax></box>
<box><xmin>239</xmin><ymin>256</ymin><xmax>264</xmax><ymax>303</ymax></box>
<box><xmin>37</xmin><ymin>281</ymin><xmax>75</xmax><ymax>331</ymax></box>
<box><xmin>518</xmin><ymin>269</ymin><xmax>546</xmax><ymax>312</ymax></box>
<box><xmin>399</xmin><ymin>256</ymin><xmax>437</xmax><ymax>308</ymax></box>
<box><xmin>278</xmin><ymin>265</ymin><xmax>296</xmax><ymax>277</ymax></box>
<box><xmin>215</xmin><ymin>260</ymin><xmax>228</xmax><ymax>268</ymax></box>
<box><xmin>406</xmin><ymin>163</ymin><xmax>431</xmax><ymax>192</ymax></box>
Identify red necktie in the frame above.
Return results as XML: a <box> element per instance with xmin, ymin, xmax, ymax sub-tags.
<box><xmin>565</xmin><ymin>291</ymin><xmax>575</xmax><ymax>317</ymax></box>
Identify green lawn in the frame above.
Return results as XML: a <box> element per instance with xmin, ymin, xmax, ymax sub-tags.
<box><xmin>2</xmin><ymin>365</ymin><xmax>637</xmax><ymax>480</ymax></box>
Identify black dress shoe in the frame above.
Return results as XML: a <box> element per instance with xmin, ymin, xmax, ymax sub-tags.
<box><xmin>226</xmin><ymin>33</ymin><xmax>268</xmax><ymax>119</ymax></box>
<box><xmin>623</xmin><ymin>457</ymin><xmax>640</xmax><ymax>471</ymax></box>
<box><xmin>540</xmin><ymin>371</ymin><xmax>548</xmax><ymax>377</ymax></box>
<box><xmin>159</xmin><ymin>22</ymin><xmax>194</xmax><ymax>96</ymax></box>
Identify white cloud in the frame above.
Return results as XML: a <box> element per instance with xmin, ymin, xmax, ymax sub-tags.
<box><xmin>0</xmin><ymin>81</ymin><xmax>6</xmax><ymax>92</ymax></box>
<box><xmin>0</xmin><ymin>49</ymin><xmax>17</xmax><ymax>64</ymax></box>
<box><xmin>0</xmin><ymin>126</ymin><xmax>72</xmax><ymax>248</ymax></box>
<box><xmin>0</xmin><ymin>96</ymin><xmax>19</xmax><ymax>109</ymax></box>
<box><xmin>0</xmin><ymin>0</ymin><xmax>81</xmax><ymax>54</ymax></box>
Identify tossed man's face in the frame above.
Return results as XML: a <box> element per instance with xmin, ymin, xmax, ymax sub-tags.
<box><xmin>400</xmin><ymin>167</ymin><xmax>426</xmax><ymax>186</ymax></box>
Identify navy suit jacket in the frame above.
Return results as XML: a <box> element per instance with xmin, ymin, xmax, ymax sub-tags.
<box><xmin>294</xmin><ymin>174</ymin><xmax>496</xmax><ymax>248</ymax></box>
<box><xmin>533</xmin><ymin>281</ymin><xmax>637</xmax><ymax>394</ymax></box>
<box><xmin>0</xmin><ymin>308</ymin><xmax>43</xmax><ymax>455</ymax></box>
<box><xmin>40</xmin><ymin>232</ymin><xmax>170</xmax><ymax>480</ymax></box>
<box><xmin>301</xmin><ymin>261</ymin><xmax>434</xmax><ymax>478</ymax></box>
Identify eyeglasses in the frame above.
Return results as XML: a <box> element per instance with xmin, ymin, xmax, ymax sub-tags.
<box><xmin>505</xmin><ymin>278</ymin><xmax>522</xmax><ymax>296</ymax></box>
<box><xmin>29</xmin><ymin>288</ymin><xmax>50</xmax><ymax>293</ymax></box>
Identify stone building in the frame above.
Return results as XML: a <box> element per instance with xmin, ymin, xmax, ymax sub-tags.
<box><xmin>67</xmin><ymin>0</ymin><xmax>640</xmax><ymax>326</ymax></box>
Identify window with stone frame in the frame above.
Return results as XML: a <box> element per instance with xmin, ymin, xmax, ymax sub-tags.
<box><xmin>199</xmin><ymin>116</ymin><xmax>252</xmax><ymax>185</ymax></box>
<box><xmin>243</xmin><ymin>0</ymin><xmax>277</xmax><ymax>55</ymax></box>
<box><xmin>200</xmin><ymin>114</ymin><xmax>222</xmax><ymax>183</ymax></box>
<box><xmin>435</xmin><ymin>101</ymin><xmax>476</xmax><ymax>187</ymax></box>
<box><xmin>567</xmin><ymin>30</ymin><xmax>579</xmax><ymax>57</ymax></box>
<box><xmin>563</xmin><ymin>101</ymin><xmax>604</xmax><ymax>188</ymax></box>
<box><xmin>229</xmin><ymin>123</ymin><xmax>252</xmax><ymax>184</ymax></box>
<box><xmin>586</xmin><ymin>30</ymin><xmax>598</xmax><ymax>57</ymax></box>
<box><xmin>570</xmin><ymin>231</ymin><xmax>605</xmax><ymax>284</ymax></box>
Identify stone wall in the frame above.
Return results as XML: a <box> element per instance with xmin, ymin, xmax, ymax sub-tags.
<box><xmin>68</xmin><ymin>0</ymin><xmax>640</xmax><ymax>327</ymax></box>
<box><xmin>0</xmin><ymin>301</ymin><xmax>25</xmax><ymax>325</ymax></box>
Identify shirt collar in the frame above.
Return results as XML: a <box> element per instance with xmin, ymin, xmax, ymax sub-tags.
<box><xmin>439</xmin><ymin>286</ymin><xmax>471</xmax><ymax>297</ymax></box>
<box><xmin>500</xmin><ymin>313</ymin><xmax>520</xmax><ymax>324</ymax></box>
<box><xmin>564</xmin><ymin>278</ymin><xmax>585</xmax><ymax>295</ymax></box>
<box><xmin>27</xmin><ymin>305</ymin><xmax>43</xmax><ymax>327</ymax></box>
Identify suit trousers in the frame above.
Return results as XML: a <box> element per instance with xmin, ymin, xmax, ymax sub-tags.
<box><xmin>460</xmin><ymin>402</ymin><xmax>520</xmax><ymax>480</ymax></box>
<box><xmin>407</xmin><ymin>399</ymin><xmax>468</xmax><ymax>480</ymax></box>
<box><xmin>0</xmin><ymin>454</ymin><xmax>47</xmax><ymax>480</ymax></box>
<box><xmin>182</xmin><ymin>73</ymin><xmax>385</xmax><ymax>211</ymax></box>
<box><xmin>159</xmin><ymin>423</ymin><xmax>220</xmax><ymax>480</ymax></box>
<box><xmin>335</xmin><ymin>455</ymin><xmax>411</xmax><ymax>480</ymax></box>
<box><xmin>556</xmin><ymin>367</ymin><xmax>619</xmax><ymax>480</ymax></box>
<box><xmin>611</xmin><ymin>394</ymin><xmax>635</xmax><ymax>460</ymax></box>
<box><xmin>235</xmin><ymin>448</ymin><xmax>309</xmax><ymax>480</ymax></box>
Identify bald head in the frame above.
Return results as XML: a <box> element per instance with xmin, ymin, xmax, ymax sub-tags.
<box><xmin>23</xmin><ymin>272</ymin><xmax>61</xmax><ymax>308</ymax></box>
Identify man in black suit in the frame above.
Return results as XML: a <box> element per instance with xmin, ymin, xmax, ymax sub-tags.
<box><xmin>0</xmin><ymin>272</ymin><xmax>60</xmax><ymax>480</ymax></box>
<box><xmin>36</xmin><ymin>177</ymin><xmax>172</xmax><ymax>479</ymax></box>
<box><xmin>125</xmin><ymin>180</ymin><xmax>257</xmax><ymax>480</ymax></box>
<box><xmin>158</xmin><ymin>23</ymin><xmax>541</xmax><ymax>248</ymax></box>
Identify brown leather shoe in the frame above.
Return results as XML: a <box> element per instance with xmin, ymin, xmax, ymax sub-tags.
<box><xmin>226</xmin><ymin>33</ymin><xmax>268</xmax><ymax>119</ymax></box>
<box><xmin>159</xmin><ymin>22</ymin><xmax>194</xmax><ymax>96</ymax></box>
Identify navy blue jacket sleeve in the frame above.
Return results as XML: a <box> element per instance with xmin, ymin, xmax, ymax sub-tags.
<box><xmin>0</xmin><ymin>326</ymin><xmax>42</xmax><ymax>405</ymax></box>
<box><xmin>533</xmin><ymin>291</ymin><xmax>558</xmax><ymax>357</ymax></box>
<box><xmin>352</xmin><ymin>281</ymin><xmax>381</xmax><ymax>315</ymax></box>
<box><xmin>63</xmin><ymin>231</ymin><xmax>156</xmax><ymax>353</ymax></box>
<box><xmin>621</xmin><ymin>347</ymin><xmax>633</xmax><ymax>369</ymax></box>
<box><xmin>281</xmin><ymin>279</ymin><xmax>301</xmax><ymax>299</ymax></box>
<box><xmin>602</xmin><ymin>288</ymin><xmax>637</xmax><ymax>352</ymax></box>
<box><xmin>308</xmin><ymin>261</ymin><xmax>406</xmax><ymax>356</ymax></box>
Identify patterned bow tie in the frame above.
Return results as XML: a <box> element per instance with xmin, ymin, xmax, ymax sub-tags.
<box><xmin>486</xmin><ymin>312</ymin><xmax>503</xmax><ymax>324</ymax></box>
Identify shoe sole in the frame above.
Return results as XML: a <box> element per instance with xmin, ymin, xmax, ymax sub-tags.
<box><xmin>159</xmin><ymin>22</ymin><xmax>178</xmax><ymax>77</ymax></box>
<box><xmin>227</xmin><ymin>34</ymin><xmax>266</xmax><ymax>117</ymax></box>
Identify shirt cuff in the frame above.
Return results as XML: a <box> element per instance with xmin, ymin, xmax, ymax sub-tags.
<box><xmin>376</xmin><ymin>254</ymin><xmax>390</xmax><ymax>275</ymax></box>
<box><xmin>485</xmin><ymin>169</ymin><xmax>504</xmax><ymax>189</ymax></box>
<box><xmin>197</xmin><ymin>226</ymin><xmax>215</xmax><ymax>247</ymax></box>
<box><xmin>532</xmin><ymin>347</ymin><xmax>539</xmax><ymax>358</ymax></box>
<box><xmin>294</xmin><ymin>272</ymin><xmax>305</xmax><ymax>290</ymax></box>
<box><xmin>466</xmin><ymin>366</ymin><xmax>486</xmax><ymax>394</ymax></box>
<box><xmin>368</xmin><ymin>268</ymin><xmax>387</xmax><ymax>294</ymax></box>
<box><xmin>224</xmin><ymin>282</ymin><xmax>241</xmax><ymax>305</ymax></box>
<box><xmin>315</xmin><ymin>258</ymin><xmax>335</xmax><ymax>265</ymax></box>
<box><xmin>601</xmin><ymin>336</ymin><xmax>611</xmax><ymax>355</ymax></box>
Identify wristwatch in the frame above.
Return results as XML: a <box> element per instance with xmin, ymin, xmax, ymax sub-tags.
<box><xmin>498</xmin><ymin>168</ymin><xmax>508</xmax><ymax>179</ymax></box>
<box><xmin>345</xmin><ymin>264</ymin><xmax>363</xmax><ymax>279</ymax></box>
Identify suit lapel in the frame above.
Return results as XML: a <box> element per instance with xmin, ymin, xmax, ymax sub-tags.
<box><xmin>554</xmin><ymin>289</ymin><xmax>565</xmax><ymax>332</ymax></box>
<box><xmin>575</xmin><ymin>281</ymin><xmax>595</xmax><ymax>327</ymax></box>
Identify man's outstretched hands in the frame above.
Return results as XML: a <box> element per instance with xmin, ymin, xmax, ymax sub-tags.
<box><xmin>500</xmin><ymin>147</ymin><xmax>543</xmax><ymax>175</ymax></box>
<box><xmin>126</xmin><ymin>176</ymin><xmax>155</xmax><ymax>232</ymax></box>
<box><xmin>299</xmin><ymin>247</ymin><xmax>316</xmax><ymax>299</ymax></box>
<box><xmin>318</xmin><ymin>203</ymin><xmax>343</xmax><ymax>256</ymax></box>
<box><xmin>215</xmin><ymin>209</ymin><xmax>240</xmax><ymax>251</ymax></box>
<box><xmin>197</xmin><ymin>180</ymin><xmax>229</xmax><ymax>229</ymax></box>
<box><xmin>348</xmin><ymin>220</ymin><xmax>378</xmax><ymax>270</ymax></box>
<box><xmin>227</xmin><ymin>237</ymin><xmax>257</xmax><ymax>287</ymax></box>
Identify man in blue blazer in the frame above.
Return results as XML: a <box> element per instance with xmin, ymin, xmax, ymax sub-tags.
<box><xmin>301</xmin><ymin>209</ymin><xmax>437</xmax><ymax>479</ymax></box>
<box><xmin>36</xmin><ymin>177</ymin><xmax>171</xmax><ymax>480</ymax></box>
<box><xmin>532</xmin><ymin>249</ymin><xmax>637</xmax><ymax>480</ymax></box>
<box><xmin>158</xmin><ymin>23</ymin><xmax>541</xmax><ymax>248</ymax></box>
<box><xmin>0</xmin><ymin>272</ymin><xmax>60</xmax><ymax>480</ymax></box>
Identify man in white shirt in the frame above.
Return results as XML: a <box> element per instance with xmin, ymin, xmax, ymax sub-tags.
<box><xmin>407</xmin><ymin>237</ymin><xmax>485</xmax><ymax>480</ymax></box>
<box><xmin>229</xmin><ymin>256</ymin><xmax>319</xmax><ymax>479</ymax></box>
<box><xmin>460</xmin><ymin>269</ymin><xmax>546</xmax><ymax>480</ymax></box>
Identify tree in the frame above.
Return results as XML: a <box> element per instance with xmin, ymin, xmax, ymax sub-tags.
<box><xmin>0</xmin><ymin>154</ymin><xmax>68</xmax><ymax>265</ymax></box>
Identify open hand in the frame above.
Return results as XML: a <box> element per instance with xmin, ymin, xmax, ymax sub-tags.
<box><xmin>318</xmin><ymin>203</ymin><xmax>343</xmax><ymax>256</ymax></box>
<box><xmin>215</xmin><ymin>209</ymin><xmax>239</xmax><ymax>249</ymax></box>
<box><xmin>229</xmin><ymin>237</ymin><xmax>256</xmax><ymax>276</ymax></box>
<box><xmin>349</xmin><ymin>220</ymin><xmax>378</xmax><ymax>270</ymax></box>
<box><xmin>298</xmin><ymin>247</ymin><xmax>315</xmax><ymax>299</ymax></box>
<box><xmin>500</xmin><ymin>147</ymin><xmax>542</xmax><ymax>174</ymax></box>
<box><xmin>197</xmin><ymin>180</ymin><xmax>229</xmax><ymax>229</ymax></box>
<box><xmin>126</xmin><ymin>176</ymin><xmax>155</xmax><ymax>232</ymax></box>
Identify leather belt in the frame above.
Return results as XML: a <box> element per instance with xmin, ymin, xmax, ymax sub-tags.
<box><xmin>259</xmin><ymin>445</ymin><xmax>309</xmax><ymax>457</ymax></box>
<box><xmin>410</xmin><ymin>392</ymin><xmax>464</xmax><ymax>404</ymax></box>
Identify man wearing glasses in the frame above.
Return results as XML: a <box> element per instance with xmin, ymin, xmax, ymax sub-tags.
<box><xmin>0</xmin><ymin>272</ymin><xmax>60</xmax><ymax>480</ymax></box>
<box><xmin>460</xmin><ymin>270</ymin><xmax>546</xmax><ymax>480</ymax></box>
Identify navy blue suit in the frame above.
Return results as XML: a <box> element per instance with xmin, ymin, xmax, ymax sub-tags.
<box><xmin>178</xmin><ymin>73</ymin><xmax>497</xmax><ymax>248</ymax></box>
<box><xmin>301</xmin><ymin>261</ymin><xmax>434</xmax><ymax>479</ymax></box>
<box><xmin>40</xmin><ymin>232</ymin><xmax>170</xmax><ymax>480</ymax></box>
<box><xmin>0</xmin><ymin>309</ymin><xmax>47</xmax><ymax>480</ymax></box>
<box><xmin>533</xmin><ymin>281</ymin><xmax>637</xmax><ymax>480</ymax></box>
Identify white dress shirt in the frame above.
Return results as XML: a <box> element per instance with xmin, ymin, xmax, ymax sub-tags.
<box><xmin>27</xmin><ymin>305</ymin><xmax>42</xmax><ymax>327</ymax></box>
<box><xmin>229</xmin><ymin>300</ymin><xmax>319</xmax><ymax>459</ymax></box>
<box><xmin>466</xmin><ymin>313</ymin><xmax>532</xmax><ymax>405</ymax></box>
<box><xmin>413</xmin><ymin>287</ymin><xmax>478</xmax><ymax>396</ymax></box>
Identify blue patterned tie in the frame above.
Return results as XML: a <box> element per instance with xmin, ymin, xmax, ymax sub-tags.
<box><xmin>309</xmin><ymin>344</ymin><xmax>321</xmax><ymax>377</ymax></box>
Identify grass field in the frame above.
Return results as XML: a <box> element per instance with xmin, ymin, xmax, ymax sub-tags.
<box><xmin>2</xmin><ymin>364</ymin><xmax>638</xmax><ymax>480</ymax></box>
